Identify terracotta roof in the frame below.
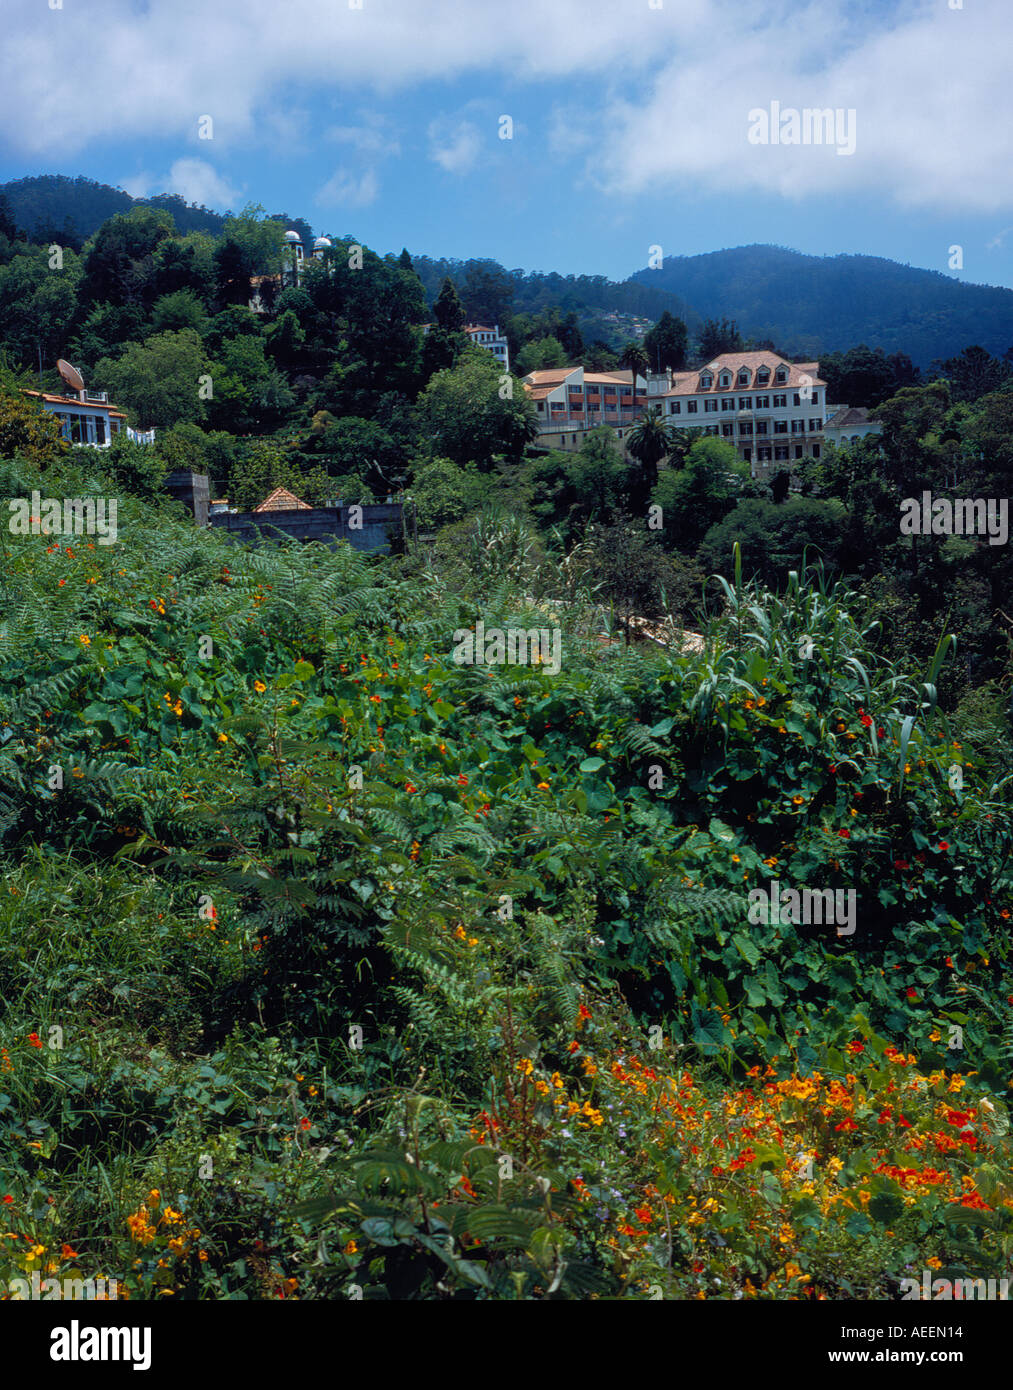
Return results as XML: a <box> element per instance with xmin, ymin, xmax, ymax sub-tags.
<box><xmin>524</xmin><ymin>368</ymin><xmax>578</xmax><ymax>384</ymax></box>
<box><xmin>584</xmin><ymin>371</ymin><xmax>635</xmax><ymax>385</ymax></box>
<box><xmin>526</xmin><ymin>386</ymin><xmax>558</xmax><ymax>400</ymax></box>
<box><xmin>664</xmin><ymin>352</ymin><xmax>825</xmax><ymax>397</ymax></box>
<box><xmin>253</xmin><ymin>486</ymin><xmax>312</xmax><ymax>512</ymax></box>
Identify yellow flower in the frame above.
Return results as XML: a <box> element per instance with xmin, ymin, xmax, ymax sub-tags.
<box><xmin>78</xmin><ymin>634</ymin><xmax>91</xmax><ymax>647</ymax></box>
<box><xmin>253</xmin><ymin>680</ymin><xmax>267</xmax><ymax>694</ymax></box>
<box><xmin>536</xmin><ymin>781</ymin><xmax>550</xmax><ymax>791</ymax></box>
<box><xmin>217</xmin><ymin>733</ymin><xmax>229</xmax><ymax>743</ymax></box>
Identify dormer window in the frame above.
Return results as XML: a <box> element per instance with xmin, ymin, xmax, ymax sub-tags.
<box><xmin>719</xmin><ymin>372</ymin><xmax>731</xmax><ymax>389</ymax></box>
<box><xmin>775</xmin><ymin>366</ymin><xmax>788</xmax><ymax>384</ymax></box>
<box><xmin>757</xmin><ymin>367</ymin><xmax>770</xmax><ymax>384</ymax></box>
<box><xmin>699</xmin><ymin>373</ymin><xmax>713</xmax><ymax>390</ymax></box>
<box><xmin>737</xmin><ymin>369</ymin><xmax>750</xmax><ymax>387</ymax></box>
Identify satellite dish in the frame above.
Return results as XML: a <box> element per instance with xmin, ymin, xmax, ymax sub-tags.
<box><xmin>57</xmin><ymin>359</ymin><xmax>85</xmax><ymax>394</ymax></box>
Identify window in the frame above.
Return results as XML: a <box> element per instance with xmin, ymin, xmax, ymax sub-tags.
<box><xmin>811</xmin><ymin>390</ymin><xmax>819</xmax><ymax>404</ymax></box>
<box><xmin>794</xmin><ymin>445</ymin><xmax>804</xmax><ymax>459</ymax></box>
<box><xmin>537</xmin><ymin>403</ymin><xmax>545</xmax><ymax>412</ymax></box>
<box><xmin>70</xmin><ymin>416</ymin><xmax>84</xmax><ymax>443</ymax></box>
<box><xmin>568</xmin><ymin>385</ymin><xmax>582</xmax><ymax>394</ymax></box>
<box><xmin>620</xmin><ymin>387</ymin><xmax>632</xmax><ymax>398</ymax></box>
<box><xmin>705</xmin><ymin>424</ymin><xmax>719</xmax><ymax>436</ymax></box>
<box><xmin>757</xmin><ymin>368</ymin><xmax>770</xmax><ymax>385</ymax></box>
<box><xmin>699</xmin><ymin>373</ymin><xmax>712</xmax><ymax>389</ymax></box>
<box><xmin>721</xmin><ymin>397</ymin><xmax>735</xmax><ymax>411</ymax></box>
<box><xmin>755</xmin><ymin>395</ymin><xmax>769</xmax><ymax>408</ymax></box>
<box><xmin>687</xmin><ymin>400</ymin><xmax>698</xmax><ymax>413</ymax></box>
<box><xmin>773</xmin><ymin>393</ymin><xmax>787</xmax><ymax>408</ymax></box>
<box><xmin>774</xmin><ymin>445</ymin><xmax>789</xmax><ymax>461</ymax></box>
<box><xmin>774</xmin><ymin>420</ymin><xmax>788</xmax><ymax>434</ymax></box>
<box><xmin>809</xmin><ymin>419</ymin><xmax>821</xmax><ymax>432</ymax></box>
<box><xmin>755</xmin><ymin>421</ymin><xmax>768</xmax><ymax>436</ymax></box>
<box><xmin>812</xmin><ymin>444</ymin><xmax>821</xmax><ymax>458</ymax></box>
<box><xmin>739</xmin><ymin>397</ymin><xmax>752</xmax><ymax>410</ymax></box>
<box><xmin>737</xmin><ymin>369</ymin><xmax>750</xmax><ymax>386</ymax></box>
<box><xmin>793</xmin><ymin>393</ymin><xmax>802</xmax><ymax>406</ymax></box>
<box><xmin>743</xmin><ymin>447</ymin><xmax>752</xmax><ymax>462</ymax></box>
<box><xmin>669</xmin><ymin>401</ymin><xmax>681</xmax><ymax>414</ymax></box>
<box><xmin>95</xmin><ymin>416</ymin><xmax>105</xmax><ymax>445</ymax></box>
<box><xmin>757</xmin><ymin>447</ymin><xmax>772</xmax><ymax>461</ymax></box>
<box><xmin>719</xmin><ymin>373</ymin><xmax>731</xmax><ymax>389</ymax></box>
<box><xmin>791</xmin><ymin>419</ymin><xmax>805</xmax><ymax>434</ymax></box>
<box><xmin>739</xmin><ymin>422</ymin><xmax>753</xmax><ymax>436</ymax></box>
<box><xmin>721</xmin><ymin>422</ymin><xmax>734</xmax><ymax>437</ymax></box>
<box><xmin>776</xmin><ymin>367</ymin><xmax>788</xmax><ymax>384</ymax></box>
<box><xmin>705</xmin><ymin>399</ymin><xmax>718</xmax><ymax>412</ymax></box>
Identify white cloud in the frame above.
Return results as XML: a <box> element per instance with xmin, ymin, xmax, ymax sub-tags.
<box><xmin>427</xmin><ymin>117</ymin><xmax>482</xmax><ymax>175</ymax></box>
<box><xmin>324</xmin><ymin>119</ymin><xmax>401</xmax><ymax>159</ymax></box>
<box><xmin>316</xmin><ymin>166</ymin><xmax>379</xmax><ymax>208</ymax></box>
<box><xmin>0</xmin><ymin>0</ymin><xmax>1011</xmax><ymax>214</ymax></box>
<box><xmin>162</xmin><ymin>158</ymin><xmax>240</xmax><ymax>210</ymax></box>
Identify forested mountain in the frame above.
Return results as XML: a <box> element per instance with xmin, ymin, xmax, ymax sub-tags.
<box><xmin>0</xmin><ymin>174</ymin><xmax>228</xmax><ymax>245</ymax></box>
<box><xmin>629</xmin><ymin>244</ymin><xmax>1013</xmax><ymax>366</ymax></box>
<box><xmin>6</xmin><ymin>178</ymin><xmax>1013</xmax><ymax>365</ymax></box>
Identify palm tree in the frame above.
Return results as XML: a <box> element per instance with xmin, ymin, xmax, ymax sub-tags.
<box><xmin>625</xmin><ymin>405</ymin><xmax>674</xmax><ymax>511</ymax></box>
<box><xmin>667</xmin><ymin>426</ymin><xmax>706</xmax><ymax>469</ymax></box>
<box><xmin>619</xmin><ymin>342</ymin><xmax>649</xmax><ymax>415</ymax></box>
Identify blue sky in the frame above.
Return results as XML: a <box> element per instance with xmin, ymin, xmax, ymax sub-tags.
<box><xmin>2</xmin><ymin>0</ymin><xmax>1013</xmax><ymax>288</ymax></box>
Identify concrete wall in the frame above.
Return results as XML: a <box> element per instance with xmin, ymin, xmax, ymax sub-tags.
<box><xmin>164</xmin><ymin>471</ymin><xmax>210</xmax><ymax>527</ymax></box>
<box><xmin>208</xmin><ymin>502</ymin><xmax>405</xmax><ymax>553</ymax></box>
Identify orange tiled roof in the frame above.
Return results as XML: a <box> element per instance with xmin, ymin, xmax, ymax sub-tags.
<box><xmin>663</xmin><ymin>352</ymin><xmax>825</xmax><ymax>397</ymax></box>
<box><xmin>253</xmin><ymin>486</ymin><xmax>312</xmax><ymax>512</ymax></box>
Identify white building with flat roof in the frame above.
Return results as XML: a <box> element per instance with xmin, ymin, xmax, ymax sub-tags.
<box><xmin>21</xmin><ymin>389</ymin><xmax>154</xmax><ymax>446</ymax></box>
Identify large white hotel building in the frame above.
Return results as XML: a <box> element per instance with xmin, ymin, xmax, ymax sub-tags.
<box><xmin>524</xmin><ymin>350</ymin><xmax>829</xmax><ymax>479</ymax></box>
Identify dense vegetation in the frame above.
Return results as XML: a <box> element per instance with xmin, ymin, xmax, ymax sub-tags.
<box><xmin>1</xmin><ymin>196</ymin><xmax>1012</xmax><ymax>1301</ymax></box>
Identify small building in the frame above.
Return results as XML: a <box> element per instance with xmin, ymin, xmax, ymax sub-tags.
<box><xmin>21</xmin><ymin>389</ymin><xmax>154</xmax><ymax>447</ymax></box>
<box><xmin>822</xmin><ymin>405</ymin><xmax>883</xmax><ymax>448</ymax></box>
<box><xmin>463</xmin><ymin>323</ymin><xmax>510</xmax><ymax>373</ymax></box>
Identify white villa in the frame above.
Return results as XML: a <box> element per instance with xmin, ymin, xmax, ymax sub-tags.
<box><xmin>21</xmin><ymin>389</ymin><xmax>154</xmax><ymax>446</ymax></box>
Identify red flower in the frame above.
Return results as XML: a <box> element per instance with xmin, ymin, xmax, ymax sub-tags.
<box><xmin>27</xmin><ymin>1032</ymin><xmax>43</xmax><ymax>1049</ymax></box>
<box><xmin>894</xmin><ymin>859</ymin><xmax>909</xmax><ymax>871</ymax></box>
<box><xmin>877</xmin><ymin>1109</ymin><xmax>892</xmax><ymax>1124</ymax></box>
<box><xmin>299</xmin><ymin>1117</ymin><xmax>311</xmax><ymax>1131</ymax></box>
<box><xmin>845</xmin><ymin>1040</ymin><xmax>864</xmax><ymax>1055</ymax></box>
<box><xmin>937</xmin><ymin>841</ymin><xmax>949</xmax><ymax>853</ymax></box>
<box><xmin>835</xmin><ymin>1118</ymin><xmax>858</xmax><ymax>1132</ymax></box>
<box><xmin>457</xmin><ymin>774</ymin><xmax>468</xmax><ymax>786</ymax></box>
<box><xmin>2</xmin><ymin>1195</ymin><xmax>13</xmax><ymax>1204</ymax></box>
<box><xmin>860</xmin><ymin>714</ymin><xmax>872</xmax><ymax>728</ymax></box>
<box><xmin>838</xmin><ymin>829</ymin><xmax>851</xmax><ymax>839</ymax></box>
<box><xmin>905</xmin><ymin>987</ymin><xmax>917</xmax><ymax>1000</ymax></box>
<box><xmin>405</xmin><ymin>782</ymin><xmax>417</xmax><ymax>794</ymax></box>
<box><xmin>877</xmin><ymin>727</ymin><xmax>885</xmax><ymax>737</ymax></box>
